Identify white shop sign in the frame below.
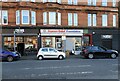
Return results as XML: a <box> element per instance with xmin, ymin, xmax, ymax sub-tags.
<box><xmin>40</xmin><ymin>29</ymin><xmax>83</xmax><ymax>36</ymax></box>
<box><xmin>101</xmin><ymin>35</ymin><xmax>112</xmax><ymax>39</ymax></box>
<box><xmin>15</xmin><ymin>29</ymin><xmax>24</xmax><ymax>33</ymax></box>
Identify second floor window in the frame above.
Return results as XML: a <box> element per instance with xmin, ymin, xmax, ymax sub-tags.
<box><xmin>68</xmin><ymin>0</ymin><xmax>77</xmax><ymax>5</ymax></box>
<box><xmin>16</xmin><ymin>0</ymin><xmax>35</xmax><ymax>2</ymax></box>
<box><xmin>43</xmin><ymin>0</ymin><xmax>61</xmax><ymax>3</ymax></box>
<box><xmin>102</xmin><ymin>0</ymin><xmax>107</xmax><ymax>6</ymax></box>
<box><xmin>113</xmin><ymin>0</ymin><xmax>116</xmax><ymax>7</ymax></box>
<box><xmin>68</xmin><ymin>13</ymin><xmax>78</xmax><ymax>26</ymax></box>
<box><xmin>0</xmin><ymin>10</ymin><xmax>8</xmax><ymax>25</ymax></box>
<box><xmin>88</xmin><ymin>14</ymin><xmax>97</xmax><ymax>26</ymax></box>
<box><xmin>88</xmin><ymin>0</ymin><xmax>96</xmax><ymax>6</ymax></box>
<box><xmin>43</xmin><ymin>12</ymin><xmax>61</xmax><ymax>25</ymax></box>
<box><xmin>102</xmin><ymin>14</ymin><xmax>107</xmax><ymax>26</ymax></box>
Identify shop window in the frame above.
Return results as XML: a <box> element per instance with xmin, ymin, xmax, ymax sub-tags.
<box><xmin>8</xmin><ymin>37</ymin><xmax>11</xmax><ymax>41</ymax></box>
<box><xmin>83</xmin><ymin>36</ymin><xmax>90</xmax><ymax>46</ymax></box>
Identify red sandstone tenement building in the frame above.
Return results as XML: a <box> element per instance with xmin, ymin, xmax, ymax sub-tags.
<box><xmin>1</xmin><ymin>0</ymin><xmax>119</xmax><ymax>55</ymax></box>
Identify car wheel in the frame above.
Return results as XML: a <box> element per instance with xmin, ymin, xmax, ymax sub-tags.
<box><xmin>88</xmin><ymin>54</ymin><xmax>94</xmax><ymax>59</ymax></box>
<box><xmin>58</xmin><ymin>55</ymin><xmax>64</xmax><ymax>60</ymax></box>
<box><xmin>111</xmin><ymin>53</ymin><xmax>117</xmax><ymax>59</ymax></box>
<box><xmin>38</xmin><ymin>56</ymin><xmax>43</xmax><ymax>60</ymax></box>
<box><xmin>7</xmin><ymin>56</ymin><xmax>13</xmax><ymax>62</ymax></box>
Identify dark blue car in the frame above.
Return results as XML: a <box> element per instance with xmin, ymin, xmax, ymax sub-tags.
<box><xmin>0</xmin><ymin>49</ymin><xmax>21</xmax><ymax>62</ymax></box>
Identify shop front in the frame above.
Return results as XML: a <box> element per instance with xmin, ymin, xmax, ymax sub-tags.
<box><xmin>2</xmin><ymin>28</ymin><xmax>38</xmax><ymax>56</ymax></box>
<box><xmin>40</xmin><ymin>29</ymin><xmax>92</xmax><ymax>52</ymax></box>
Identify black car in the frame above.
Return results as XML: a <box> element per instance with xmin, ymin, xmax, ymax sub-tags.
<box><xmin>81</xmin><ymin>46</ymin><xmax>118</xmax><ymax>59</ymax></box>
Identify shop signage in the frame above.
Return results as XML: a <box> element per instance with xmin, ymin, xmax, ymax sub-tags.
<box><xmin>101</xmin><ymin>35</ymin><xmax>112</xmax><ymax>39</ymax></box>
<box><xmin>15</xmin><ymin>29</ymin><xmax>24</xmax><ymax>33</ymax></box>
<box><xmin>40</xmin><ymin>29</ymin><xmax>83</xmax><ymax>36</ymax></box>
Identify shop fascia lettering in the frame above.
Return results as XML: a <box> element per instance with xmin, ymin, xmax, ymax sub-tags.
<box><xmin>41</xmin><ymin>29</ymin><xmax>83</xmax><ymax>36</ymax></box>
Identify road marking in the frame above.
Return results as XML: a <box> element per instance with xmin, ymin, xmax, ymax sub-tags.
<box><xmin>110</xmin><ymin>70</ymin><xmax>118</xmax><ymax>73</ymax></box>
<box><xmin>38</xmin><ymin>71</ymin><xmax>93</xmax><ymax>76</ymax></box>
<box><xmin>22</xmin><ymin>65</ymin><xmax>91</xmax><ymax>70</ymax></box>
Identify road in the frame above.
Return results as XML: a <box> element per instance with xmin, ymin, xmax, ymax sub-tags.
<box><xmin>2</xmin><ymin>55</ymin><xmax>118</xmax><ymax>80</ymax></box>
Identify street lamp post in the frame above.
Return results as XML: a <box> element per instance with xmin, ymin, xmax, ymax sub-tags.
<box><xmin>13</xmin><ymin>30</ymin><xmax>16</xmax><ymax>52</ymax></box>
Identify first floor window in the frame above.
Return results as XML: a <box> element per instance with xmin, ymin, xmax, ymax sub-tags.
<box><xmin>102</xmin><ymin>14</ymin><xmax>107</xmax><ymax>26</ymax></box>
<box><xmin>113</xmin><ymin>15</ymin><xmax>116</xmax><ymax>27</ymax></box>
<box><xmin>31</xmin><ymin>11</ymin><xmax>36</xmax><ymax>25</ymax></box>
<box><xmin>43</xmin><ymin>12</ymin><xmax>47</xmax><ymax>25</ymax></box>
<box><xmin>88</xmin><ymin>14</ymin><xmax>97</xmax><ymax>26</ymax></box>
<box><xmin>1</xmin><ymin>10</ymin><xmax>8</xmax><ymax>25</ymax></box>
<box><xmin>16</xmin><ymin>10</ymin><xmax>20</xmax><ymax>25</ymax></box>
<box><xmin>43</xmin><ymin>12</ymin><xmax>61</xmax><ymax>25</ymax></box>
<box><xmin>88</xmin><ymin>14</ymin><xmax>92</xmax><ymax>26</ymax></box>
<box><xmin>22</xmin><ymin>10</ymin><xmax>29</xmax><ymax>24</ymax></box>
<box><xmin>93</xmin><ymin>14</ymin><xmax>96</xmax><ymax>26</ymax></box>
<box><xmin>58</xmin><ymin>12</ymin><xmax>61</xmax><ymax>25</ymax></box>
<box><xmin>68</xmin><ymin>13</ymin><xmax>72</xmax><ymax>26</ymax></box>
<box><xmin>68</xmin><ymin>13</ymin><xmax>78</xmax><ymax>26</ymax></box>
<box><xmin>16</xmin><ymin>10</ymin><xmax>36</xmax><ymax>25</ymax></box>
<box><xmin>49</xmin><ymin>12</ymin><xmax>56</xmax><ymax>25</ymax></box>
<box><xmin>74</xmin><ymin>13</ymin><xmax>78</xmax><ymax>26</ymax></box>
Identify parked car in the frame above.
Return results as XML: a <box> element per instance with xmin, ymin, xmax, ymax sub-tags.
<box><xmin>37</xmin><ymin>47</ymin><xmax>66</xmax><ymax>60</ymax></box>
<box><xmin>71</xmin><ymin>47</ymin><xmax>82</xmax><ymax>55</ymax></box>
<box><xmin>0</xmin><ymin>49</ymin><xmax>21</xmax><ymax>62</ymax></box>
<box><xmin>81</xmin><ymin>46</ymin><xmax>118</xmax><ymax>59</ymax></box>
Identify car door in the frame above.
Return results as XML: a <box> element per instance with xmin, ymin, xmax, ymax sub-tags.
<box><xmin>41</xmin><ymin>48</ymin><xmax>50</xmax><ymax>58</ymax></box>
<box><xmin>49</xmin><ymin>48</ymin><xmax>58</xmax><ymax>58</ymax></box>
<box><xmin>91</xmin><ymin>46</ymin><xmax>100</xmax><ymax>57</ymax></box>
<box><xmin>98</xmin><ymin>46</ymin><xmax>107</xmax><ymax>57</ymax></box>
